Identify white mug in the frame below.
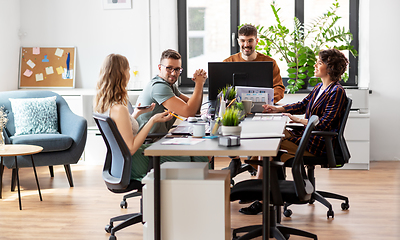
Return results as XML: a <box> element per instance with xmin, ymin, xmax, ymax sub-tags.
<box><xmin>242</xmin><ymin>100</ymin><xmax>254</xmax><ymax>114</ymax></box>
<box><xmin>192</xmin><ymin>123</ymin><xmax>206</xmax><ymax>137</ymax></box>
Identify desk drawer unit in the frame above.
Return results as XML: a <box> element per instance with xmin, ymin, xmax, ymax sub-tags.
<box><xmin>341</xmin><ymin>112</ymin><xmax>370</xmax><ymax>169</ymax></box>
<box><xmin>142</xmin><ymin>170</ymin><xmax>231</xmax><ymax>240</ymax></box>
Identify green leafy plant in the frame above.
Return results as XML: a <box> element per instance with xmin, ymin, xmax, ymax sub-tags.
<box><xmin>254</xmin><ymin>0</ymin><xmax>358</xmax><ymax>93</ymax></box>
<box><xmin>219</xmin><ymin>85</ymin><xmax>237</xmax><ymax>101</ymax></box>
<box><xmin>221</xmin><ymin>107</ymin><xmax>241</xmax><ymax>126</ymax></box>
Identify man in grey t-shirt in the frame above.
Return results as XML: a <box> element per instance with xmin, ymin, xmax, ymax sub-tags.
<box><xmin>136</xmin><ymin>49</ymin><xmax>207</xmax><ymax>133</ymax></box>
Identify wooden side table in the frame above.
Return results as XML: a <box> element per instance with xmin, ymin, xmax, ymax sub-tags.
<box><xmin>0</xmin><ymin>144</ymin><xmax>43</xmax><ymax>210</ymax></box>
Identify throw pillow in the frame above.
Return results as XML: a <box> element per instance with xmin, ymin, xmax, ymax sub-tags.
<box><xmin>9</xmin><ymin>96</ymin><xmax>59</xmax><ymax>136</ymax></box>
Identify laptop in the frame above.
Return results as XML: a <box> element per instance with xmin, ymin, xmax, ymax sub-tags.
<box><xmin>170</xmin><ymin>124</ymin><xmax>211</xmax><ymax>136</ymax></box>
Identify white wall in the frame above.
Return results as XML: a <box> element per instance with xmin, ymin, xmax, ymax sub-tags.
<box><xmin>0</xmin><ymin>0</ymin><xmax>20</xmax><ymax>91</ymax></box>
<box><xmin>18</xmin><ymin>0</ymin><xmax>152</xmax><ymax>89</ymax></box>
<box><xmin>368</xmin><ymin>0</ymin><xmax>400</xmax><ymax>160</ymax></box>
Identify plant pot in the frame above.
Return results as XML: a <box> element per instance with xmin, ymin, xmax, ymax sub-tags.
<box><xmin>220</xmin><ymin>125</ymin><xmax>242</xmax><ymax>136</ymax></box>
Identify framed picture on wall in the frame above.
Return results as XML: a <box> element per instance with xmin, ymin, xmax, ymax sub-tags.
<box><xmin>103</xmin><ymin>0</ymin><xmax>131</xmax><ymax>10</ymax></box>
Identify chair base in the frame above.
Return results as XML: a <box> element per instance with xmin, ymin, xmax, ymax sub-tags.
<box><xmin>105</xmin><ymin>213</ymin><xmax>143</xmax><ymax>239</ymax></box>
<box><xmin>232</xmin><ymin>206</ymin><xmax>317</xmax><ymax>240</ymax></box>
<box><xmin>284</xmin><ymin>190</ymin><xmax>349</xmax><ymax>219</ymax></box>
<box><xmin>120</xmin><ymin>191</ymin><xmax>141</xmax><ymax>209</ymax></box>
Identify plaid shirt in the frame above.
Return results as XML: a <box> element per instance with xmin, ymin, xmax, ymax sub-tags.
<box><xmin>283</xmin><ymin>82</ymin><xmax>348</xmax><ymax>156</ymax></box>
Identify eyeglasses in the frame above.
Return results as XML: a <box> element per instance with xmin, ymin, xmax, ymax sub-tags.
<box><xmin>160</xmin><ymin>64</ymin><xmax>183</xmax><ymax>74</ymax></box>
<box><xmin>237</xmin><ymin>38</ymin><xmax>256</xmax><ymax>44</ymax></box>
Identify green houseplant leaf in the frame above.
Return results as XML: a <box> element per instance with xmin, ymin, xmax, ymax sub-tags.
<box><xmin>255</xmin><ymin>0</ymin><xmax>358</xmax><ymax>93</ymax></box>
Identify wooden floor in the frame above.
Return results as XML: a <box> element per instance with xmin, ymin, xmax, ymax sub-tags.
<box><xmin>0</xmin><ymin>158</ymin><xmax>399</xmax><ymax>240</ymax></box>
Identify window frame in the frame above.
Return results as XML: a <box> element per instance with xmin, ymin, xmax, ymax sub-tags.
<box><xmin>178</xmin><ymin>0</ymin><xmax>359</xmax><ymax>87</ymax></box>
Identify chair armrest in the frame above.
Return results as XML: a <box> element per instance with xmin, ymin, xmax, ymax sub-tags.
<box><xmin>286</xmin><ymin>123</ymin><xmax>304</xmax><ymax>131</ymax></box>
<box><xmin>311</xmin><ymin>131</ymin><xmax>338</xmax><ymax>137</ymax></box>
<box><xmin>311</xmin><ymin>131</ymin><xmax>337</xmax><ymax>168</ymax></box>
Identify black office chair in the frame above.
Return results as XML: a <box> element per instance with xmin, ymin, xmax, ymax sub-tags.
<box><xmin>93</xmin><ymin>113</ymin><xmax>143</xmax><ymax>240</ymax></box>
<box><xmin>283</xmin><ymin>97</ymin><xmax>352</xmax><ymax>218</ymax></box>
<box><xmin>230</xmin><ymin>115</ymin><xmax>319</xmax><ymax>240</ymax></box>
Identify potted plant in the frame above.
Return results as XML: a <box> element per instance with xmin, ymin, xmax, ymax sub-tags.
<box><xmin>254</xmin><ymin>0</ymin><xmax>358</xmax><ymax>93</ymax></box>
<box><xmin>220</xmin><ymin>107</ymin><xmax>242</xmax><ymax>136</ymax></box>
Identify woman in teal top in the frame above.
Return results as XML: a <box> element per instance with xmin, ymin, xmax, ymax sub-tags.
<box><xmin>94</xmin><ymin>53</ymin><xmax>209</xmax><ymax>181</ymax></box>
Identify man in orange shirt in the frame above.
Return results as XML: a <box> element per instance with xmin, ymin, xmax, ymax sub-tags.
<box><xmin>223</xmin><ymin>24</ymin><xmax>285</xmax><ymax>103</ymax></box>
<box><xmin>223</xmin><ymin>24</ymin><xmax>285</xmax><ymax>215</ymax></box>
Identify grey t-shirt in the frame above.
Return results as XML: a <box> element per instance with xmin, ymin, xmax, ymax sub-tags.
<box><xmin>136</xmin><ymin>75</ymin><xmax>182</xmax><ymax>133</ymax></box>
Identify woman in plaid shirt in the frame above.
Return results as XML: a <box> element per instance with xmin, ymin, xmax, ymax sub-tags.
<box><xmin>240</xmin><ymin>48</ymin><xmax>349</xmax><ymax>215</ymax></box>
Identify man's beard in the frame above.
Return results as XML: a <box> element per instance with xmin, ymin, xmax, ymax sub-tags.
<box><xmin>241</xmin><ymin>47</ymin><xmax>254</xmax><ymax>56</ymax></box>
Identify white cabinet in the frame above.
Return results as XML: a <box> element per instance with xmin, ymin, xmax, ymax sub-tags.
<box><xmin>341</xmin><ymin>111</ymin><xmax>370</xmax><ymax>169</ymax></box>
<box><xmin>142</xmin><ymin>168</ymin><xmax>231</xmax><ymax>240</ymax></box>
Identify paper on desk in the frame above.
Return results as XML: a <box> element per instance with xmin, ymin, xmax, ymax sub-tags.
<box><xmin>161</xmin><ymin>138</ymin><xmax>206</xmax><ymax>145</ymax></box>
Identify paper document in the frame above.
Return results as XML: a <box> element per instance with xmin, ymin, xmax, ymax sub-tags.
<box><xmin>161</xmin><ymin>138</ymin><xmax>206</xmax><ymax>145</ymax></box>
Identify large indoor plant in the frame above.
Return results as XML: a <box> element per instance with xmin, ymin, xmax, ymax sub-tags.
<box><xmin>255</xmin><ymin>0</ymin><xmax>358</xmax><ymax>93</ymax></box>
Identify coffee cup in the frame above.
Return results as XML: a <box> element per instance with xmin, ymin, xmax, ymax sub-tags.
<box><xmin>242</xmin><ymin>100</ymin><xmax>254</xmax><ymax>114</ymax></box>
<box><xmin>192</xmin><ymin>123</ymin><xmax>206</xmax><ymax>138</ymax></box>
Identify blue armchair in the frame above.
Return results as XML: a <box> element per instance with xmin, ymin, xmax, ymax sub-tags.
<box><xmin>0</xmin><ymin>90</ymin><xmax>87</xmax><ymax>187</ymax></box>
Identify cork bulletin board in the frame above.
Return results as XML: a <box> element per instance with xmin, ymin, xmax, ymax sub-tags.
<box><xmin>19</xmin><ymin>46</ymin><xmax>76</xmax><ymax>88</ymax></box>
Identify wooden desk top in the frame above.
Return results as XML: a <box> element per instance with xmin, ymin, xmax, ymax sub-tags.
<box><xmin>0</xmin><ymin>144</ymin><xmax>43</xmax><ymax>157</ymax></box>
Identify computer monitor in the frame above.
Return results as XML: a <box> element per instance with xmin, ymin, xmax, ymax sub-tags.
<box><xmin>207</xmin><ymin>61</ymin><xmax>273</xmax><ymax>102</ymax></box>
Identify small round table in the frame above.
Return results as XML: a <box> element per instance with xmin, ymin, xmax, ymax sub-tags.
<box><xmin>0</xmin><ymin>144</ymin><xmax>43</xmax><ymax>210</ymax></box>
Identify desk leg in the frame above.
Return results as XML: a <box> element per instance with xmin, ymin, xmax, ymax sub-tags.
<box><xmin>30</xmin><ymin>155</ymin><xmax>42</xmax><ymax>201</ymax></box>
<box><xmin>262</xmin><ymin>156</ymin><xmax>270</xmax><ymax>239</ymax></box>
<box><xmin>15</xmin><ymin>156</ymin><xmax>22</xmax><ymax>210</ymax></box>
<box><xmin>153</xmin><ymin>156</ymin><xmax>161</xmax><ymax>240</ymax></box>
<box><xmin>0</xmin><ymin>157</ymin><xmax>3</xmax><ymax>199</ymax></box>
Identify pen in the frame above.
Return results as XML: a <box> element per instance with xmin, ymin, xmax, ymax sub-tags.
<box><xmin>164</xmin><ymin>110</ymin><xmax>184</xmax><ymax>121</ymax></box>
<box><xmin>227</xmin><ymin>98</ymin><xmax>236</xmax><ymax>108</ymax></box>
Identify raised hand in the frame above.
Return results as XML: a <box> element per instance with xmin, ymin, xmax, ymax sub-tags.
<box><xmin>151</xmin><ymin>111</ymin><xmax>173</xmax><ymax>123</ymax></box>
<box><xmin>192</xmin><ymin>69</ymin><xmax>207</xmax><ymax>85</ymax></box>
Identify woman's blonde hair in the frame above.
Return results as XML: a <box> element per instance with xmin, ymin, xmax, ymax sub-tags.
<box><xmin>94</xmin><ymin>54</ymin><xmax>130</xmax><ymax>113</ymax></box>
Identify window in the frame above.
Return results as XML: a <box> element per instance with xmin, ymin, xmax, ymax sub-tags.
<box><xmin>179</xmin><ymin>0</ymin><xmax>231</xmax><ymax>82</ymax></box>
<box><xmin>178</xmin><ymin>0</ymin><xmax>359</xmax><ymax>87</ymax></box>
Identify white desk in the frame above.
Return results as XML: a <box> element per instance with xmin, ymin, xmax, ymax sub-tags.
<box><xmin>144</xmin><ymin>115</ymin><xmax>287</xmax><ymax>240</ymax></box>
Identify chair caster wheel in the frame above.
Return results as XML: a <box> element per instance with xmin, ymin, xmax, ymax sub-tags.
<box><xmin>105</xmin><ymin>224</ymin><xmax>113</xmax><ymax>233</ymax></box>
<box><xmin>109</xmin><ymin>235</ymin><xmax>117</xmax><ymax>240</ymax></box>
<box><xmin>308</xmin><ymin>199</ymin><xmax>315</xmax><ymax>204</ymax></box>
<box><xmin>250</xmin><ymin>171</ymin><xmax>257</xmax><ymax>176</ymax></box>
<box><xmin>341</xmin><ymin>202</ymin><xmax>349</xmax><ymax>210</ymax></box>
<box><xmin>231</xmin><ymin>179</ymin><xmax>235</xmax><ymax>185</ymax></box>
<box><xmin>327</xmin><ymin>210</ymin><xmax>334</xmax><ymax>218</ymax></box>
<box><xmin>283</xmin><ymin>209</ymin><xmax>292</xmax><ymax>217</ymax></box>
<box><xmin>284</xmin><ymin>233</ymin><xmax>290</xmax><ymax>240</ymax></box>
<box><xmin>120</xmin><ymin>200</ymin><xmax>127</xmax><ymax>209</ymax></box>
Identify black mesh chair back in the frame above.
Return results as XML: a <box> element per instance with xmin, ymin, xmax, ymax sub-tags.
<box><xmin>93</xmin><ymin>113</ymin><xmax>143</xmax><ymax>240</ymax></box>
<box><xmin>93</xmin><ymin>113</ymin><xmax>134</xmax><ymax>191</ymax></box>
<box><xmin>291</xmin><ymin>115</ymin><xmax>319</xmax><ymax>201</ymax></box>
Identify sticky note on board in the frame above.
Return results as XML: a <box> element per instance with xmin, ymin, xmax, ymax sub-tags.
<box><xmin>35</xmin><ymin>73</ymin><xmax>44</xmax><ymax>81</ymax></box>
<box><xmin>56</xmin><ymin>66</ymin><xmax>64</xmax><ymax>74</ymax></box>
<box><xmin>55</xmin><ymin>48</ymin><xmax>64</xmax><ymax>57</ymax></box>
<box><xmin>26</xmin><ymin>59</ymin><xmax>35</xmax><ymax>69</ymax></box>
<box><xmin>23</xmin><ymin>69</ymin><xmax>33</xmax><ymax>77</ymax></box>
<box><xmin>33</xmin><ymin>47</ymin><xmax>40</xmax><ymax>55</ymax></box>
<box><xmin>45</xmin><ymin>66</ymin><xmax>54</xmax><ymax>75</ymax></box>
